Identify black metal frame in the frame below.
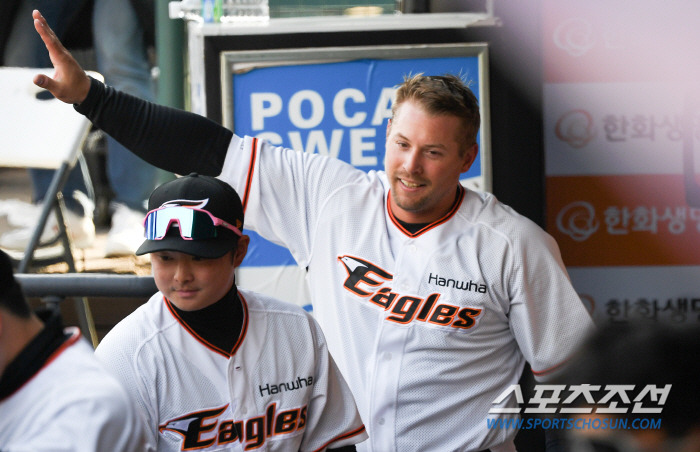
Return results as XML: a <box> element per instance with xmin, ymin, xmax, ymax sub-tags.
<box><xmin>15</xmin><ymin>273</ymin><xmax>157</xmax><ymax>298</ymax></box>
<box><xmin>15</xmin><ymin>273</ymin><xmax>157</xmax><ymax>348</ymax></box>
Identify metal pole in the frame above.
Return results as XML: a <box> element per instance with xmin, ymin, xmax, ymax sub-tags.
<box><xmin>18</xmin><ymin>162</ymin><xmax>72</xmax><ymax>273</ymax></box>
<box><xmin>156</xmin><ymin>0</ymin><xmax>186</xmax><ymax>109</ymax></box>
<box><xmin>54</xmin><ymin>195</ymin><xmax>100</xmax><ymax>348</ymax></box>
<box><xmin>15</xmin><ymin>274</ymin><xmax>158</xmax><ymax>298</ymax></box>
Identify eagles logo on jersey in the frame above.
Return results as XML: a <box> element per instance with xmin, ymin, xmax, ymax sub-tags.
<box><xmin>338</xmin><ymin>255</ymin><xmax>482</xmax><ymax>330</ymax></box>
<box><xmin>159</xmin><ymin>403</ymin><xmax>309</xmax><ymax>451</ymax></box>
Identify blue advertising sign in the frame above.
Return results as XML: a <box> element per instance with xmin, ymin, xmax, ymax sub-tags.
<box><xmin>230</xmin><ymin>54</ymin><xmax>483</xmax><ymax>267</ymax></box>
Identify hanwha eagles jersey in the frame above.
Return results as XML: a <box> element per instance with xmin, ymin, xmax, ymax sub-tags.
<box><xmin>94</xmin><ymin>288</ymin><xmax>367</xmax><ymax>452</ymax></box>
<box><xmin>218</xmin><ymin>135</ymin><xmax>596</xmax><ymax>452</ymax></box>
<box><xmin>0</xmin><ymin>328</ymin><xmax>147</xmax><ymax>452</ymax></box>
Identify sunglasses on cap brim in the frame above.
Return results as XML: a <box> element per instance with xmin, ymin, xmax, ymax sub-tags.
<box><xmin>143</xmin><ymin>205</ymin><xmax>242</xmax><ymax>241</ymax></box>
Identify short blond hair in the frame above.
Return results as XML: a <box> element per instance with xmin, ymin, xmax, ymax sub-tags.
<box><xmin>391</xmin><ymin>74</ymin><xmax>480</xmax><ymax>156</ymax></box>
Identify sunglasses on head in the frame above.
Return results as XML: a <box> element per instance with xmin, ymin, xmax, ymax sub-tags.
<box><xmin>143</xmin><ymin>205</ymin><xmax>242</xmax><ymax>241</ymax></box>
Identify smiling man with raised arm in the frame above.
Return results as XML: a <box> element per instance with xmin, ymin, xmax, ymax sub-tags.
<box><xmin>32</xmin><ymin>10</ymin><xmax>594</xmax><ymax>451</ymax></box>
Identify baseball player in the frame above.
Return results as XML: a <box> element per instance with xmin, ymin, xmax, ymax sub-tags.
<box><xmin>0</xmin><ymin>249</ymin><xmax>147</xmax><ymax>451</ymax></box>
<box><xmin>33</xmin><ymin>11</ymin><xmax>595</xmax><ymax>451</ymax></box>
<box><xmin>94</xmin><ymin>173</ymin><xmax>367</xmax><ymax>452</ymax></box>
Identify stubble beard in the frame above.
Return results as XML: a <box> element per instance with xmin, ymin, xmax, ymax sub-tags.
<box><xmin>391</xmin><ymin>177</ymin><xmax>433</xmax><ymax>216</ymax></box>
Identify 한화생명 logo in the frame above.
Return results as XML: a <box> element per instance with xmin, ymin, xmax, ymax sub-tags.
<box><xmin>555</xmin><ymin>109</ymin><xmax>596</xmax><ymax>148</ymax></box>
<box><xmin>556</xmin><ymin>201</ymin><xmax>599</xmax><ymax>242</ymax></box>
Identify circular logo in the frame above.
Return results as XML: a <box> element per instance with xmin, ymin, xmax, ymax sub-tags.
<box><xmin>553</xmin><ymin>17</ymin><xmax>596</xmax><ymax>57</ymax></box>
<box><xmin>555</xmin><ymin>109</ymin><xmax>595</xmax><ymax>148</ymax></box>
<box><xmin>556</xmin><ymin>201</ymin><xmax>599</xmax><ymax>242</ymax></box>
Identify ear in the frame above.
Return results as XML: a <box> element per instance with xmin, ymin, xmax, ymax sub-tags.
<box><xmin>386</xmin><ymin>118</ymin><xmax>392</xmax><ymax>138</ymax></box>
<box><xmin>460</xmin><ymin>143</ymin><xmax>479</xmax><ymax>174</ymax></box>
<box><xmin>232</xmin><ymin>235</ymin><xmax>250</xmax><ymax>268</ymax></box>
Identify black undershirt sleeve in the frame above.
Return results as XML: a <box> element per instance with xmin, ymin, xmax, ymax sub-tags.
<box><xmin>74</xmin><ymin>77</ymin><xmax>232</xmax><ymax>176</ymax></box>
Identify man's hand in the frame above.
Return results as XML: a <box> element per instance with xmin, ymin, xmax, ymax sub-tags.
<box><xmin>32</xmin><ymin>9</ymin><xmax>91</xmax><ymax>104</ymax></box>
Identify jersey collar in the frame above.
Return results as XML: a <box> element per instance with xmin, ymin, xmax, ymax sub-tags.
<box><xmin>0</xmin><ymin>309</ymin><xmax>79</xmax><ymax>401</ymax></box>
<box><xmin>387</xmin><ymin>185</ymin><xmax>465</xmax><ymax>238</ymax></box>
<box><xmin>165</xmin><ymin>290</ymin><xmax>249</xmax><ymax>359</ymax></box>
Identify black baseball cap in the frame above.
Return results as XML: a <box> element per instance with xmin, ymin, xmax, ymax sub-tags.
<box><xmin>135</xmin><ymin>173</ymin><xmax>245</xmax><ymax>258</ymax></box>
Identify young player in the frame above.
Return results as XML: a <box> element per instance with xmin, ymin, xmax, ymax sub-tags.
<box><xmin>0</xmin><ymin>249</ymin><xmax>147</xmax><ymax>451</ymax></box>
<box><xmin>94</xmin><ymin>173</ymin><xmax>367</xmax><ymax>452</ymax></box>
<box><xmin>33</xmin><ymin>11</ymin><xmax>594</xmax><ymax>451</ymax></box>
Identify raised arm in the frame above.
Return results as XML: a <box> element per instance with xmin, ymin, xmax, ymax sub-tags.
<box><xmin>32</xmin><ymin>9</ymin><xmax>232</xmax><ymax>176</ymax></box>
<box><xmin>32</xmin><ymin>10</ymin><xmax>91</xmax><ymax>104</ymax></box>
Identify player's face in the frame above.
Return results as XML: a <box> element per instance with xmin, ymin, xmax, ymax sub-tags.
<box><xmin>151</xmin><ymin>237</ymin><xmax>249</xmax><ymax>311</ymax></box>
<box><xmin>385</xmin><ymin>100</ymin><xmax>478</xmax><ymax>224</ymax></box>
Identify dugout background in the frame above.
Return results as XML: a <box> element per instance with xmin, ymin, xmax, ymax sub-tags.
<box><xmin>191</xmin><ymin>11</ymin><xmax>544</xmax><ymax>227</ymax></box>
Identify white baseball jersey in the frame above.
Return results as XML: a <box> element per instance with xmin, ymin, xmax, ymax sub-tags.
<box><xmin>0</xmin><ymin>327</ymin><xmax>147</xmax><ymax>452</ymax></box>
<box><xmin>217</xmin><ymin>135</ymin><xmax>596</xmax><ymax>451</ymax></box>
<box><xmin>95</xmin><ymin>288</ymin><xmax>367</xmax><ymax>452</ymax></box>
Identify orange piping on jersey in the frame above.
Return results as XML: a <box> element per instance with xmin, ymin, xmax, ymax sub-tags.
<box><xmin>164</xmin><ymin>297</ymin><xmax>248</xmax><ymax>359</ymax></box>
<box><xmin>310</xmin><ymin>425</ymin><xmax>367</xmax><ymax>452</ymax></box>
<box><xmin>387</xmin><ymin>185</ymin><xmax>465</xmax><ymax>238</ymax></box>
<box><xmin>242</xmin><ymin>137</ymin><xmax>258</xmax><ymax>213</ymax></box>
<box><xmin>231</xmin><ymin>291</ymin><xmax>249</xmax><ymax>356</ymax></box>
<box><xmin>532</xmin><ymin>357</ymin><xmax>571</xmax><ymax>377</ymax></box>
<box><xmin>3</xmin><ymin>327</ymin><xmax>82</xmax><ymax>401</ymax></box>
<box><xmin>42</xmin><ymin>327</ymin><xmax>81</xmax><ymax>369</ymax></box>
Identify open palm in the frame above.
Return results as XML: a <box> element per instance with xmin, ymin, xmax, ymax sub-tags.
<box><xmin>31</xmin><ymin>9</ymin><xmax>91</xmax><ymax>105</ymax></box>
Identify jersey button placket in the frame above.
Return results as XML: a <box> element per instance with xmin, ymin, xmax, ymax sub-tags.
<box><xmin>228</xmin><ymin>358</ymin><xmax>245</xmax><ymax>421</ymax></box>
<box><xmin>371</xmin><ymin>326</ymin><xmax>403</xmax><ymax>452</ymax></box>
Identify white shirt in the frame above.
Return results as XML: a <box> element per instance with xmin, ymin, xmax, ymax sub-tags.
<box><xmin>95</xmin><ymin>288</ymin><xmax>367</xmax><ymax>452</ymax></box>
<box><xmin>0</xmin><ymin>328</ymin><xmax>147</xmax><ymax>452</ymax></box>
<box><xmin>216</xmin><ymin>135</ymin><xmax>595</xmax><ymax>451</ymax></box>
